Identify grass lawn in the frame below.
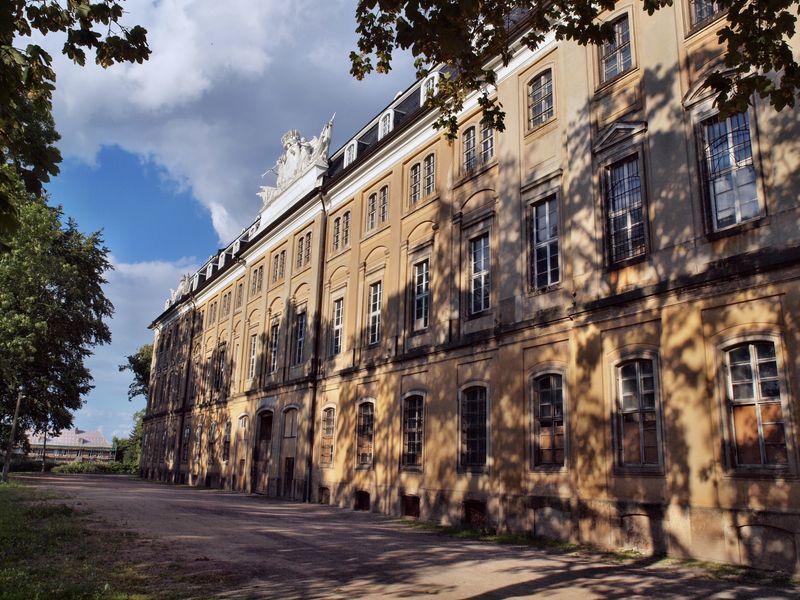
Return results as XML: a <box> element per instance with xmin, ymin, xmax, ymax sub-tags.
<box><xmin>0</xmin><ymin>480</ymin><xmax>233</xmax><ymax>600</ymax></box>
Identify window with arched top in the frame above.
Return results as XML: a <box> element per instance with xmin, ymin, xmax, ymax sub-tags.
<box><xmin>356</xmin><ymin>402</ymin><xmax>375</xmax><ymax>468</ymax></box>
<box><xmin>528</xmin><ymin>69</ymin><xmax>554</xmax><ymax>128</ymax></box>
<box><xmin>463</xmin><ymin>127</ymin><xmax>476</xmax><ymax>171</ymax></box>
<box><xmin>378</xmin><ymin>111</ymin><xmax>393</xmax><ymax>139</ymax></box>
<box><xmin>379</xmin><ymin>186</ymin><xmax>389</xmax><ymax>224</ymax></box>
<box><xmin>283</xmin><ymin>408</ymin><xmax>298</xmax><ymax>438</ymax></box>
<box><xmin>614</xmin><ymin>357</ymin><xmax>662</xmax><ymax>468</ymax></box>
<box><xmin>332</xmin><ymin>217</ymin><xmax>341</xmax><ymax>251</ymax></box>
<box><xmin>409</xmin><ymin>163</ymin><xmax>421</xmax><ymax>204</ymax></box>
<box><xmin>320</xmin><ymin>407</ymin><xmax>336</xmax><ymax>467</ymax></box>
<box><xmin>367</xmin><ymin>193</ymin><xmax>377</xmax><ymax>230</ymax></box>
<box><xmin>238</xmin><ymin>415</ymin><xmax>249</xmax><ymax>442</ymax></box>
<box><xmin>344</xmin><ymin>142</ymin><xmax>356</xmax><ymax>167</ymax></box>
<box><xmin>342</xmin><ymin>211</ymin><xmax>351</xmax><ymax>246</ymax></box>
<box><xmin>423</xmin><ymin>153</ymin><xmax>435</xmax><ymax>196</ymax></box>
<box><xmin>222</xmin><ymin>420</ymin><xmax>232</xmax><ymax>462</ymax></box>
<box><xmin>532</xmin><ymin>373</ymin><xmax>565</xmax><ymax>468</ymax></box>
<box><xmin>724</xmin><ymin>341</ymin><xmax>790</xmax><ymax>467</ymax></box>
<box><xmin>402</xmin><ymin>394</ymin><xmax>424</xmax><ymax>468</ymax></box>
<box><xmin>460</xmin><ymin>386</ymin><xmax>488</xmax><ymax>470</ymax></box>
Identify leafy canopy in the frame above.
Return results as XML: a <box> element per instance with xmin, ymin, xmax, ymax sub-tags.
<box><xmin>0</xmin><ymin>169</ymin><xmax>113</xmax><ymax>445</ymax></box>
<box><xmin>0</xmin><ymin>1</ymin><xmax>150</xmax><ymax>249</ymax></box>
<box><xmin>119</xmin><ymin>344</ymin><xmax>152</xmax><ymax>401</ymax></box>
<box><xmin>351</xmin><ymin>1</ymin><xmax>800</xmax><ymax>138</ymax></box>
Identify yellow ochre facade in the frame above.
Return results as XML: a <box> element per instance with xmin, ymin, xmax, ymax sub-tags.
<box><xmin>143</xmin><ymin>2</ymin><xmax>800</xmax><ymax>570</ymax></box>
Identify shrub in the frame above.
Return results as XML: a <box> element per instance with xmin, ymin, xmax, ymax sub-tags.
<box><xmin>7</xmin><ymin>458</ymin><xmax>55</xmax><ymax>472</ymax></box>
<box><xmin>51</xmin><ymin>462</ymin><xmax>132</xmax><ymax>475</ymax></box>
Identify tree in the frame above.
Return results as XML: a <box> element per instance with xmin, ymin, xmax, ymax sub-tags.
<box><xmin>0</xmin><ymin>177</ymin><xmax>113</xmax><ymax>481</ymax></box>
<box><xmin>119</xmin><ymin>343</ymin><xmax>152</xmax><ymax>401</ymax></box>
<box><xmin>351</xmin><ymin>1</ymin><xmax>800</xmax><ymax>138</ymax></box>
<box><xmin>113</xmin><ymin>408</ymin><xmax>144</xmax><ymax>471</ymax></box>
<box><xmin>0</xmin><ymin>1</ymin><xmax>150</xmax><ymax>249</ymax></box>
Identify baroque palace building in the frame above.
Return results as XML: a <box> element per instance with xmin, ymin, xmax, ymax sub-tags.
<box><xmin>143</xmin><ymin>2</ymin><xmax>800</xmax><ymax>571</ymax></box>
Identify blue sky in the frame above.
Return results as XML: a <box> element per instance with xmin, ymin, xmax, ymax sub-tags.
<box><xmin>42</xmin><ymin>0</ymin><xmax>416</xmax><ymax>440</ymax></box>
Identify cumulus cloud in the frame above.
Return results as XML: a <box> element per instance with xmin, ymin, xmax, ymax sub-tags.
<box><xmin>48</xmin><ymin>0</ymin><xmax>416</xmax><ymax>243</ymax></box>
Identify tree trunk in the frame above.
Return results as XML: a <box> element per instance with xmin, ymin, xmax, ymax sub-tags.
<box><xmin>41</xmin><ymin>429</ymin><xmax>47</xmax><ymax>472</ymax></box>
<box><xmin>2</xmin><ymin>389</ymin><xmax>24</xmax><ymax>483</ymax></box>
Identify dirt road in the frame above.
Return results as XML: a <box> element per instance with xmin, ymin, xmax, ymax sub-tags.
<box><xmin>19</xmin><ymin>474</ymin><xmax>794</xmax><ymax>599</ymax></box>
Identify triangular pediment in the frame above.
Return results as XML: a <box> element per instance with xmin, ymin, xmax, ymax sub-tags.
<box><xmin>594</xmin><ymin>121</ymin><xmax>647</xmax><ymax>154</ymax></box>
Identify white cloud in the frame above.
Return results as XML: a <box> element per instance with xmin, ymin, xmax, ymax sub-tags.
<box><xmin>48</xmin><ymin>0</ymin><xmax>416</xmax><ymax>243</ymax></box>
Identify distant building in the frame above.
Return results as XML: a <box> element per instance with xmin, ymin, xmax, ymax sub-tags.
<box><xmin>28</xmin><ymin>429</ymin><xmax>114</xmax><ymax>464</ymax></box>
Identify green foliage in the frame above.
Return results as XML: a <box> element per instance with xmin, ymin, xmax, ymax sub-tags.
<box><xmin>0</xmin><ymin>1</ymin><xmax>150</xmax><ymax>249</ymax></box>
<box><xmin>5</xmin><ymin>457</ymin><xmax>55</xmax><ymax>472</ymax></box>
<box><xmin>352</xmin><ymin>1</ymin><xmax>800</xmax><ymax>139</ymax></box>
<box><xmin>112</xmin><ymin>408</ymin><xmax>144</xmax><ymax>471</ymax></box>
<box><xmin>119</xmin><ymin>344</ymin><xmax>152</xmax><ymax>401</ymax></box>
<box><xmin>0</xmin><ymin>190</ymin><xmax>113</xmax><ymax>454</ymax></box>
<box><xmin>51</xmin><ymin>461</ymin><xmax>131</xmax><ymax>474</ymax></box>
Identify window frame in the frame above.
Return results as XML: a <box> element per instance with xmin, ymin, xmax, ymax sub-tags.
<box><xmin>423</xmin><ymin>153</ymin><xmax>436</xmax><ymax>197</ymax></box>
<box><xmin>356</xmin><ymin>400</ymin><xmax>375</xmax><ymax>469</ymax></box>
<box><xmin>247</xmin><ymin>332</ymin><xmax>258</xmax><ymax>380</ymax></box>
<box><xmin>320</xmin><ymin>406</ymin><xmax>336</xmax><ymax>468</ymax></box>
<box><xmin>367</xmin><ymin>280</ymin><xmax>383</xmax><ymax>346</ymax></box>
<box><xmin>530</xmin><ymin>367</ymin><xmax>568</xmax><ymax>471</ymax></box>
<box><xmin>459</xmin><ymin>383</ymin><xmax>490</xmax><ymax>473</ymax></box>
<box><xmin>611</xmin><ymin>352</ymin><xmax>665</xmax><ymax>473</ymax></box>
<box><xmin>409</xmin><ymin>162</ymin><xmax>421</xmax><ymax>205</ymax></box>
<box><xmin>529</xmin><ymin>193</ymin><xmax>560</xmax><ymax>291</ymax></box>
<box><xmin>412</xmin><ymin>259</ymin><xmax>431</xmax><ymax>331</ymax></box>
<box><xmin>598</xmin><ymin>12</ymin><xmax>635</xmax><ymax>86</ymax></box>
<box><xmin>469</xmin><ymin>231</ymin><xmax>491</xmax><ymax>316</ymax></box>
<box><xmin>603</xmin><ymin>152</ymin><xmax>649</xmax><ymax>268</ymax></box>
<box><xmin>697</xmin><ymin>109</ymin><xmax>764</xmax><ymax>234</ymax></box>
<box><xmin>267</xmin><ymin>317</ymin><xmax>281</xmax><ymax>374</ymax></box>
<box><xmin>686</xmin><ymin>0</ymin><xmax>724</xmax><ymax>32</ymax></box>
<box><xmin>344</xmin><ymin>142</ymin><xmax>357</xmax><ymax>167</ymax></box>
<box><xmin>527</xmin><ymin>68</ymin><xmax>555</xmax><ymax>130</ymax></box>
<box><xmin>292</xmin><ymin>310</ymin><xmax>306</xmax><ymax>366</ymax></box>
<box><xmin>716</xmin><ymin>333</ymin><xmax>797</xmax><ymax>475</ymax></box>
<box><xmin>330</xmin><ymin>296</ymin><xmax>344</xmax><ymax>356</ymax></box>
<box><xmin>378</xmin><ymin>110</ymin><xmax>394</xmax><ymax>139</ymax></box>
<box><xmin>366</xmin><ymin>192</ymin><xmax>377</xmax><ymax>231</ymax></box>
<box><xmin>401</xmin><ymin>391</ymin><xmax>426</xmax><ymax>471</ymax></box>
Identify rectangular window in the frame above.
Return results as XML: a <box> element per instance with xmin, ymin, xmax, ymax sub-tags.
<box><xmin>600</xmin><ymin>14</ymin><xmax>633</xmax><ymax>83</ymax></box>
<box><xmin>331</xmin><ymin>297</ymin><xmax>344</xmax><ymax>356</ymax></box>
<box><xmin>234</xmin><ymin>282</ymin><xmax>243</xmax><ymax>309</ymax></box>
<box><xmin>528</xmin><ymin>69</ymin><xmax>554</xmax><ymax>128</ymax></box>
<box><xmin>530</xmin><ymin>195</ymin><xmax>559</xmax><ymax>289</ymax></box>
<box><xmin>271</xmin><ymin>254</ymin><xmax>279</xmax><ymax>283</ymax></box>
<box><xmin>606</xmin><ymin>156</ymin><xmax>646</xmax><ymax>264</ymax></box>
<box><xmin>181</xmin><ymin>425</ymin><xmax>191</xmax><ymax>462</ymax></box>
<box><xmin>410</xmin><ymin>164</ymin><xmax>421</xmax><ymax>204</ymax></box>
<box><xmin>247</xmin><ymin>333</ymin><xmax>258</xmax><ymax>379</ymax></box>
<box><xmin>726</xmin><ymin>342</ymin><xmax>788</xmax><ymax>467</ymax></box>
<box><xmin>690</xmin><ymin>0</ymin><xmax>721</xmax><ymax>27</ymax></box>
<box><xmin>616</xmin><ymin>358</ymin><xmax>660</xmax><ymax>467</ymax></box>
<box><xmin>402</xmin><ymin>394</ymin><xmax>424</xmax><ymax>468</ymax></box>
<box><xmin>368</xmin><ymin>282</ymin><xmax>382</xmax><ymax>345</ymax></box>
<box><xmin>701</xmin><ymin>111</ymin><xmax>759</xmax><ymax>231</ymax></box>
<box><xmin>470</xmin><ymin>233</ymin><xmax>491</xmax><ymax>315</ymax></box>
<box><xmin>356</xmin><ymin>403</ymin><xmax>374</xmax><ymax>467</ymax></box>
<box><xmin>413</xmin><ymin>260</ymin><xmax>430</xmax><ymax>330</ymax></box>
<box><xmin>379</xmin><ymin>186</ymin><xmax>389</xmax><ymax>224</ymax></box>
<box><xmin>293</xmin><ymin>311</ymin><xmax>306</xmax><ymax>366</ymax></box>
<box><xmin>461</xmin><ymin>386</ymin><xmax>487</xmax><ymax>469</ymax></box>
<box><xmin>213</xmin><ymin>346</ymin><xmax>226</xmax><ymax>391</ymax></box>
<box><xmin>321</xmin><ymin>408</ymin><xmax>335</xmax><ymax>466</ymax></box>
<box><xmin>268</xmin><ymin>320</ymin><xmax>280</xmax><ymax>374</ymax></box>
<box><xmin>278</xmin><ymin>250</ymin><xmax>285</xmax><ymax>280</ymax></box>
<box><xmin>423</xmin><ymin>154</ymin><xmax>435</xmax><ymax>196</ymax></box>
<box><xmin>533</xmin><ymin>374</ymin><xmax>565</xmax><ymax>467</ymax></box>
<box><xmin>304</xmin><ymin>233</ymin><xmax>311</xmax><ymax>265</ymax></box>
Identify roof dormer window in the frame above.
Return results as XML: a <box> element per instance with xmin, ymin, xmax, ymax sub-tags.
<box><xmin>344</xmin><ymin>142</ymin><xmax>357</xmax><ymax>168</ymax></box>
<box><xmin>378</xmin><ymin>111</ymin><xmax>394</xmax><ymax>140</ymax></box>
<box><xmin>421</xmin><ymin>73</ymin><xmax>438</xmax><ymax>106</ymax></box>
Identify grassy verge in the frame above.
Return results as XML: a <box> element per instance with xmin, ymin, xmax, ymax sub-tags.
<box><xmin>0</xmin><ymin>480</ymin><xmax>236</xmax><ymax>600</ymax></box>
<box><xmin>396</xmin><ymin>518</ymin><xmax>798</xmax><ymax>587</ymax></box>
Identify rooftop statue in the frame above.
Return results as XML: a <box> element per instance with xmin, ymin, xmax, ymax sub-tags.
<box><xmin>258</xmin><ymin>116</ymin><xmax>334</xmax><ymax>208</ymax></box>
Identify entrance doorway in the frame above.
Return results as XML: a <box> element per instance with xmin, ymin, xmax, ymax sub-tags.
<box><xmin>253</xmin><ymin>411</ymin><xmax>273</xmax><ymax>494</ymax></box>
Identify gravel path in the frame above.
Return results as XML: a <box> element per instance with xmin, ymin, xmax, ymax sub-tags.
<box><xmin>18</xmin><ymin>474</ymin><xmax>796</xmax><ymax>599</ymax></box>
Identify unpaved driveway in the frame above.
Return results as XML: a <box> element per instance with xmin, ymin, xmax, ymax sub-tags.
<box><xmin>18</xmin><ymin>474</ymin><xmax>794</xmax><ymax>599</ymax></box>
